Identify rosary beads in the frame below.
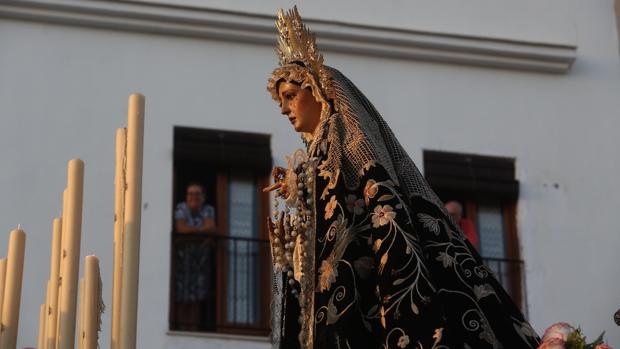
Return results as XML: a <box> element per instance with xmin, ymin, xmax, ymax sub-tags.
<box><xmin>271</xmin><ymin>154</ymin><xmax>317</xmax><ymax>299</ymax></box>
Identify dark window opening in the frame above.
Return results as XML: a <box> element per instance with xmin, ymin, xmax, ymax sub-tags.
<box><xmin>423</xmin><ymin>150</ymin><xmax>527</xmax><ymax>316</ymax></box>
<box><xmin>170</xmin><ymin>126</ymin><xmax>272</xmax><ymax>336</ymax></box>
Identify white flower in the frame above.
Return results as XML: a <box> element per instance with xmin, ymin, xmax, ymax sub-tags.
<box><xmin>371</xmin><ymin>205</ymin><xmax>396</xmax><ymax>228</ymax></box>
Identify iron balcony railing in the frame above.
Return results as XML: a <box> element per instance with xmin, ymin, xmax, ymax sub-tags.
<box><xmin>169</xmin><ymin>233</ymin><xmax>529</xmax><ymax>334</ymax></box>
<box><xmin>481</xmin><ymin>257</ymin><xmax>528</xmax><ymax>317</ymax></box>
<box><xmin>169</xmin><ymin>232</ymin><xmax>271</xmax><ymax>335</ymax></box>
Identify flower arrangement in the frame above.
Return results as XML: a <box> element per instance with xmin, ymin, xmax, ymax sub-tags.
<box><xmin>538</xmin><ymin>322</ymin><xmax>612</xmax><ymax>349</ymax></box>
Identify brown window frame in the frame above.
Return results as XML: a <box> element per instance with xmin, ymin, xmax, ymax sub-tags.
<box><xmin>423</xmin><ymin>150</ymin><xmax>527</xmax><ymax>315</ymax></box>
<box><xmin>169</xmin><ymin>126</ymin><xmax>272</xmax><ymax>336</ymax></box>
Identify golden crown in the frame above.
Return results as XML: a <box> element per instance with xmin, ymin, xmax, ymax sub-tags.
<box><xmin>274</xmin><ymin>6</ymin><xmax>333</xmax><ymax>99</ymax></box>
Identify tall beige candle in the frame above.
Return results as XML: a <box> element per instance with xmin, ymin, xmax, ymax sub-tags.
<box><xmin>78</xmin><ymin>278</ymin><xmax>85</xmax><ymax>349</ymax></box>
<box><xmin>47</xmin><ymin>218</ymin><xmax>62</xmax><ymax>349</ymax></box>
<box><xmin>120</xmin><ymin>93</ymin><xmax>145</xmax><ymax>349</ymax></box>
<box><xmin>0</xmin><ymin>258</ymin><xmax>7</xmax><ymax>327</ymax></box>
<box><xmin>0</xmin><ymin>228</ymin><xmax>26</xmax><ymax>349</ymax></box>
<box><xmin>38</xmin><ymin>303</ymin><xmax>46</xmax><ymax>349</ymax></box>
<box><xmin>43</xmin><ymin>280</ymin><xmax>52</xmax><ymax>349</ymax></box>
<box><xmin>57</xmin><ymin>159</ymin><xmax>84</xmax><ymax>349</ymax></box>
<box><xmin>111</xmin><ymin>128</ymin><xmax>127</xmax><ymax>349</ymax></box>
<box><xmin>54</xmin><ymin>190</ymin><xmax>68</xmax><ymax>349</ymax></box>
<box><xmin>83</xmin><ymin>256</ymin><xmax>101</xmax><ymax>349</ymax></box>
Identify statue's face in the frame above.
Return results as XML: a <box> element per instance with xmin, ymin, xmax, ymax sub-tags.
<box><xmin>278</xmin><ymin>81</ymin><xmax>323</xmax><ymax>134</ymax></box>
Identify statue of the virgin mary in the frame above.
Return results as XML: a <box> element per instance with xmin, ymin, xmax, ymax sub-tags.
<box><xmin>265</xmin><ymin>7</ymin><xmax>540</xmax><ymax>349</ymax></box>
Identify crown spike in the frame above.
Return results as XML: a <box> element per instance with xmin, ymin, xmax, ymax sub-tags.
<box><xmin>273</xmin><ymin>6</ymin><xmax>333</xmax><ymax>98</ymax></box>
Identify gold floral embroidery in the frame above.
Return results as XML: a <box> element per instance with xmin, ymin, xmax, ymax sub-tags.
<box><xmin>397</xmin><ymin>334</ymin><xmax>410</xmax><ymax>348</ymax></box>
<box><xmin>433</xmin><ymin>328</ymin><xmax>443</xmax><ymax>342</ymax></box>
<box><xmin>371</xmin><ymin>205</ymin><xmax>397</xmax><ymax>228</ymax></box>
<box><xmin>380</xmin><ymin>305</ymin><xmax>387</xmax><ymax>328</ymax></box>
<box><xmin>430</xmin><ymin>328</ymin><xmax>444</xmax><ymax>348</ymax></box>
<box><xmin>363</xmin><ymin>179</ymin><xmax>378</xmax><ymax>205</ymax></box>
<box><xmin>378</xmin><ymin>252</ymin><xmax>388</xmax><ymax>274</ymax></box>
<box><xmin>324</xmin><ymin>286</ymin><xmax>353</xmax><ymax>326</ymax></box>
<box><xmin>373</xmin><ymin>238</ymin><xmax>383</xmax><ymax>253</ymax></box>
<box><xmin>326</xmin><ymin>301</ymin><xmax>339</xmax><ymax>325</ymax></box>
<box><xmin>325</xmin><ymin>195</ymin><xmax>338</xmax><ymax>220</ymax></box>
<box><xmin>318</xmin><ymin>258</ymin><xmax>338</xmax><ymax>292</ymax></box>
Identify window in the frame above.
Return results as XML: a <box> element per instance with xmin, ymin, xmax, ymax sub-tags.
<box><xmin>170</xmin><ymin>126</ymin><xmax>272</xmax><ymax>335</ymax></box>
<box><xmin>423</xmin><ymin>150</ymin><xmax>527</xmax><ymax>315</ymax></box>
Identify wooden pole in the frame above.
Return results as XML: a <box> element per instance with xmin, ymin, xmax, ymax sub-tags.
<box><xmin>0</xmin><ymin>258</ymin><xmax>7</xmax><ymax>328</ymax></box>
<box><xmin>57</xmin><ymin>159</ymin><xmax>84</xmax><ymax>349</ymax></box>
<box><xmin>111</xmin><ymin>128</ymin><xmax>127</xmax><ymax>349</ymax></box>
<box><xmin>83</xmin><ymin>256</ymin><xmax>101</xmax><ymax>349</ymax></box>
<box><xmin>0</xmin><ymin>228</ymin><xmax>26</xmax><ymax>349</ymax></box>
<box><xmin>47</xmin><ymin>218</ymin><xmax>62</xmax><ymax>349</ymax></box>
<box><xmin>119</xmin><ymin>93</ymin><xmax>145</xmax><ymax>349</ymax></box>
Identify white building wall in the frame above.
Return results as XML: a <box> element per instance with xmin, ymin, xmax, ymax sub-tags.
<box><xmin>0</xmin><ymin>0</ymin><xmax>619</xmax><ymax>348</ymax></box>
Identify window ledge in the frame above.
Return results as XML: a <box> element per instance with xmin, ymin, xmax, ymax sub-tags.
<box><xmin>0</xmin><ymin>0</ymin><xmax>577</xmax><ymax>73</ymax></box>
<box><xmin>167</xmin><ymin>330</ymin><xmax>270</xmax><ymax>342</ymax></box>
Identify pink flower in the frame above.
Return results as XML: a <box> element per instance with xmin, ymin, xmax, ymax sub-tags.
<box><xmin>537</xmin><ymin>338</ymin><xmax>566</xmax><ymax>349</ymax></box>
<box><xmin>595</xmin><ymin>344</ymin><xmax>613</xmax><ymax>349</ymax></box>
<box><xmin>541</xmin><ymin>322</ymin><xmax>574</xmax><ymax>342</ymax></box>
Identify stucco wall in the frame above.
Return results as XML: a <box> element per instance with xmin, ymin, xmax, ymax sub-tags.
<box><xmin>0</xmin><ymin>0</ymin><xmax>619</xmax><ymax>347</ymax></box>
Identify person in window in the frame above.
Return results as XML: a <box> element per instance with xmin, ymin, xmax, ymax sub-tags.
<box><xmin>175</xmin><ymin>182</ymin><xmax>216</xmax><ymax>233</ymax></box>
<box><xmin>264</xmin><ymin>7</ymin><xmax>539</xmax><ymax>349</ymax></box>
<box><xmin>174</xmin><ymin>182</ymin><xmax>216</xmax><ymax>330</ymax></box>
<box><xmin>445</xmin><ymin>200</ymin><xmax>480</xmax><ymax>251</ymax></box>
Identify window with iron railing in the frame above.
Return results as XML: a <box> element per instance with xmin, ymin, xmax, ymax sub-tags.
<box><xmin>170</xmin><ymin>233</ymin><xmax>271</xmax><ymax>334</ymax></box>
<box><xmin>169</xmin><ymin>127</ymin><xmax>272</xmax><ymax>335</ymax></box>
<box><xmin>423</xmin><ymin>150</ymin><xmax>528</xmax><ymax>316</ymax></box>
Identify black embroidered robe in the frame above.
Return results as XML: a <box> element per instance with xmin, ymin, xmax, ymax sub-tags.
<box><xmin>272</xmin><ymin>149</ymin><xmax>540</xmax><ymax>349</ymax></box>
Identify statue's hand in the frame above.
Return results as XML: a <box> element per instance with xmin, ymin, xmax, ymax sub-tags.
<box><xmin>262</xmin><ymin>166</ymin><xmax>289</xmax><ymax>199</ymax></box>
